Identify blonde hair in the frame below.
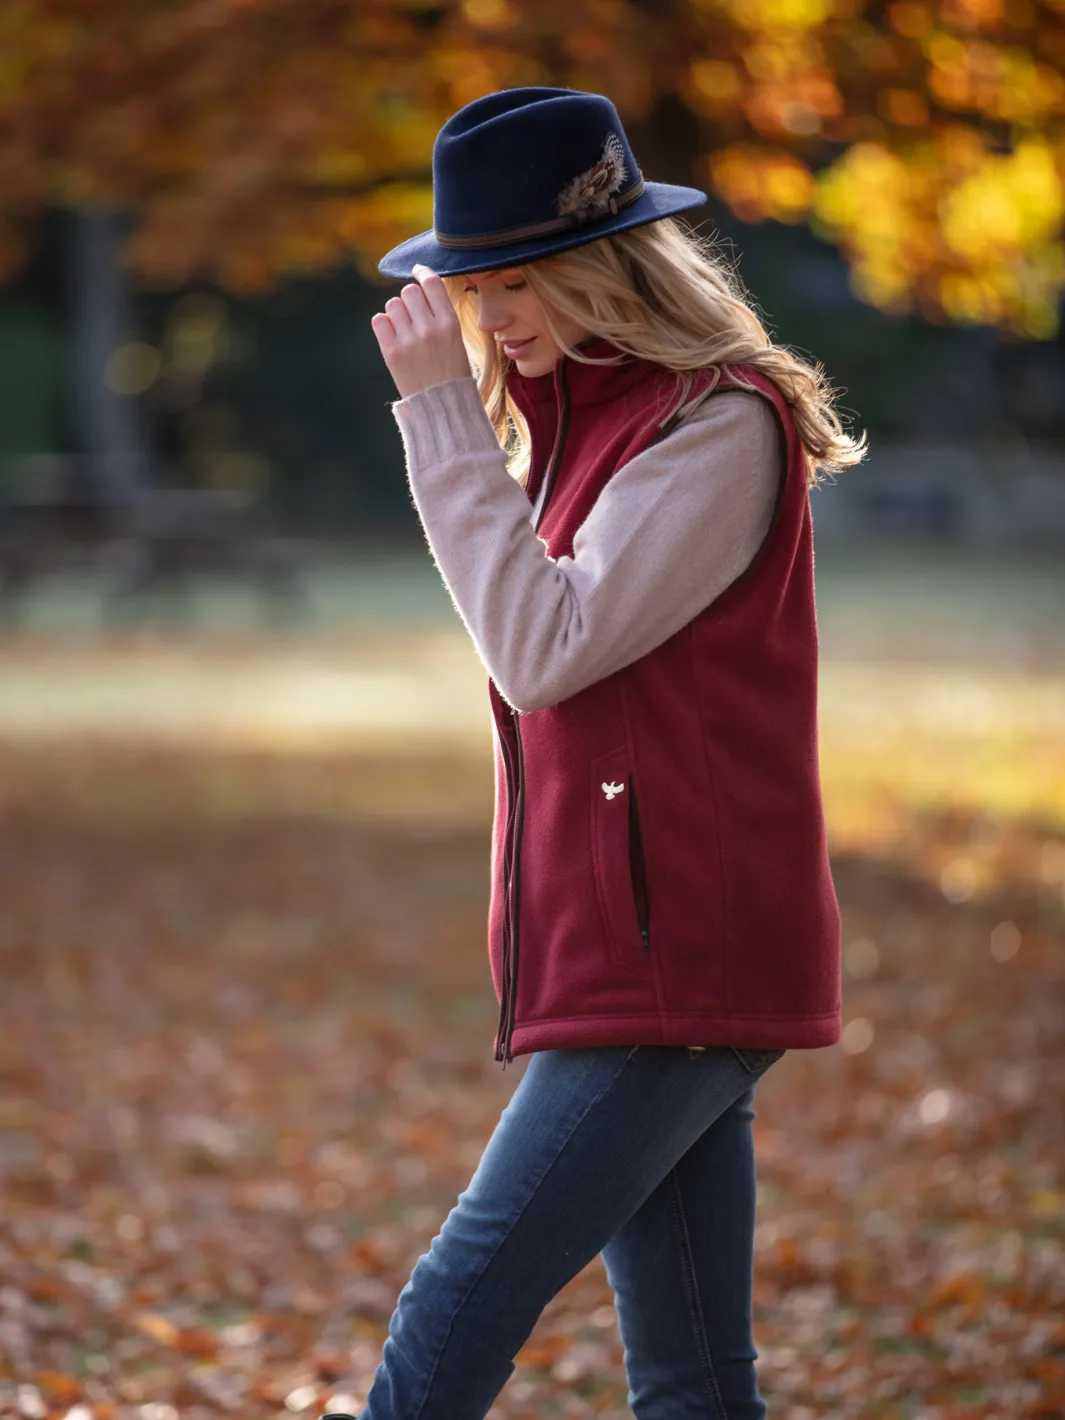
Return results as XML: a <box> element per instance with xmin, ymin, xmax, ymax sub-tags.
<box><xmin>444</xmin><ymin>217</ymin><xmax>868</xmax><ymax>488</ymax></box>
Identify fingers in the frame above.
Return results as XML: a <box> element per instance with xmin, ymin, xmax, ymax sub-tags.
<box><xmin>384</xmin><ymin>294</ymin><xmax>414</xmax><ymax>338</ymax></box>
<box><xmin>371</xmin><ymin>263</ymin><xmax>469</xmax><ymax>398</ymax></box>
<box><xmin>412</xmin><ymin>263</ymin><xmax>453</xmax><ymax>320</ymax></box>
<box><xmin>382</xmin><ymin>280</ymin><xmax>439</xmax><ymax>339</ymax></box>
<box><xmin>369</xmin><ymin>311</ymin><xmax>395</xmax><ymax>352</ymax></box>
<box><xmin>403</xmin><ymin>282</ymin><xmax>436</xmax><ymax>330</ymax></box>
<box><xmin>376</xmin><ymin>266</ymin><xmax>452</xmax><ymax>342</ymax></box>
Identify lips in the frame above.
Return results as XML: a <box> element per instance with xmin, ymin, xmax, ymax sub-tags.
<box><xmin>502</xmin><ymin>337</ymin><xmax>535</xmax><ymax>358</ymax></box>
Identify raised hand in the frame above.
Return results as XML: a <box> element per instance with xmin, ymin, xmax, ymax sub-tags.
<box><xmin>370</xmin><ymin>264</ymin><xmax>473</xmax><ymax>399</ymax></box>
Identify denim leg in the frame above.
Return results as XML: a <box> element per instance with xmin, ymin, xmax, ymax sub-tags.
<box><xmin>360</xmin><ymin>1043</ymin><xmax>773</xmax><ymax>1420</ymax></box>
<box><xmin>602</xmin><ymin>1069</ymin><xmax>775</xmax><ymax>1420</ymax></box>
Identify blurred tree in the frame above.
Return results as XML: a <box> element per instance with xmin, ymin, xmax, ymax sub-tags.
<box><xmin>0</xmin><ymin>0</ymin><xmax>1062</xmax><ymax>336</ymax></box>
<box><xmin>0</xmin><ymin>305</ymin><xmax>65</xmax><ymax>492</ymax></box>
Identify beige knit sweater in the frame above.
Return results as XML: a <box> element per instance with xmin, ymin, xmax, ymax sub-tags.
<box><xmin>392</xmin><ymin>375</ymin><xmax>783</xmax><ymax>714</ymax></box>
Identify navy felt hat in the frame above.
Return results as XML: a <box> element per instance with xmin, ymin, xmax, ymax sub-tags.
<box><xmin>378</xmin><ymin>87</ymin><xmax>708</xmax><ymax>280</ymax></box>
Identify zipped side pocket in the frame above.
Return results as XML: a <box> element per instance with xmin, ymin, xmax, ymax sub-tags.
<box><xmin>590</xmin><ymin>747</ymin><xmax>652</xmax><ymax>972</ymax></box>
<box><xmin>628</xmin><ymin>774</ymin><xmax>650</xmax><ymax>951</ymax></box>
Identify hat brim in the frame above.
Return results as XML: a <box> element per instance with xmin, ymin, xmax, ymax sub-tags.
<box><xmin>377</xmin><ymin>181</ymin><xmax>709</xmax><ymax>280</ymax></box>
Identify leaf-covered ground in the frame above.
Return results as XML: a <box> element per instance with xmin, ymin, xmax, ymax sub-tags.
<box><xmin>0</xmin><ymin>736</ymin><xmax>1061</xmax><ymax>1420</ymax></box>
<box><xmin>0</xmin><ymin>548</ymin><xmax>1062</xmax><ymax>1420</ymax></box>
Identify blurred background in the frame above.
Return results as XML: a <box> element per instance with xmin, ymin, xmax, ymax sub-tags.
<box><xmin>0</xmin><ymin>3</ymin><xmax>1062</xmax><ymax>1418</ymax></box>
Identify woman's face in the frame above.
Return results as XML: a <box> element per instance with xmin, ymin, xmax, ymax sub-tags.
<box><xmin>460</xmin><ymin>266</ymin><xmax>590</xmax><ymax>377</ymax></box>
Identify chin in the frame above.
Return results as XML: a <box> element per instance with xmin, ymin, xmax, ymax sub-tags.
<box><xmin>515</xmin><ymin>355</ymin><xmax>559</xmax><ymax>377</ymax></box>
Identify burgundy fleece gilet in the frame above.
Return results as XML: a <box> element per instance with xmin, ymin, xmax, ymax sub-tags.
<box><xmin>488</xmin><ymin>346</ymin><xmax>841</xmax><ymax>1061</ymax></box>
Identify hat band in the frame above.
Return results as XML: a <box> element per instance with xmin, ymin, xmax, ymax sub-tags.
<box><xmin>434</xmin><ymin>177</ymin><xmax>645</xmax><ymax>249</ymax></box>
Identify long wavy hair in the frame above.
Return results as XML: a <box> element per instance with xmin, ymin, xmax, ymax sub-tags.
<box><xmin>443</xmin><ymin>217</ymin><xmax>867</xmax><ymax>488</ymax></box>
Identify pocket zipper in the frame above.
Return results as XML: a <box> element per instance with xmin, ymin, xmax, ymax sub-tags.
<box><xmin>627</xmin><ymin>774</ymin><xmax>651</xmax><ymax>951</ymax></box>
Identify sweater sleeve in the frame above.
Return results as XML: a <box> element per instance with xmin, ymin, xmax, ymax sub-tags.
<box><xmin>391</xmin><ymin>374</ymin><xmax>783</xmax><ymax>713</ymax></box>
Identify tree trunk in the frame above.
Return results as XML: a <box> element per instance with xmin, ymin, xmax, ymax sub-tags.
<box><xmin>68</xmin><ymin>207</ymin><xmax>151</xmax><ymax>502</ymax></box>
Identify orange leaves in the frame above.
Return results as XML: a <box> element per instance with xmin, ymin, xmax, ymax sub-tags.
<box><xmin>133</xmin><ymin>1312</ymin><xmax>221</xmax><ymax>1357</ymax></box>
<box><xmin>889</xmin><ymin>1</ymin><xmax>936</xmax><ymax>37</ymax></box>
<box><xmin>689</xmin><ymin>57</ymin><xmax>746</xmax><ymax>115</ymax></box>
<box><xmin>0</xmin><ymin>0</ymin><xmax>1063</xmax><ymax>330</ymax></box>
<box><xmin>177</xmin><ymin>1326</ymin><xmax>223</xmax><ymax>1359</ymax></box>
<box><xmin>0</xmin><ymin>650</ymin><xmax>1062</xmax><ymax>1418</ymax></box>
<box><xmin>878</xmin><ymin>86</ymin><xmax>931</xmax><ymax>124</ymax></box>
<box><xmin>928</xmin><ymin>1271</ymin><xmax>990</xmax><ymax>1311</ymax></box>
<box><xmin>461</xmin><ymin>0</ymin><xmax>518</xmax><ymax>29</ymax></box>
<box><xmin>708</xmin><ymin>143</ymin><xmax>817</xmax><ymax>221</ymax></box>
<box><xmin>330</xmin><ymin>184</ymin><xmax>435</xmax><ymax>275</ymax></box>
<box><xmin>32</xmin><ymin>1372</ymin><xmax>82</xmax><ymax>1404</ymax></box>
<box><xmin>134</xmin><ymin>1310</ymin><xmax>181</xmax><ymax>1345</ymax></box>
<box><xmin>923</xmin><ymin>30</ymin><xmax>1065</xmax><ymax>122</ymax></box>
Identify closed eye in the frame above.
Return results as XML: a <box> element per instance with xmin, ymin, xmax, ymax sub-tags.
<box><xmin>461</xmin><ymin>280</ymin><xmax>528</xmax><ymax>294</ymax></box>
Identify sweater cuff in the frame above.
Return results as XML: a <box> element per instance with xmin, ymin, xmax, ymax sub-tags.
<box><xmin>392</xmin><ymin>377</ymin><xmax>502</xmax><ymax>469</ymax></box>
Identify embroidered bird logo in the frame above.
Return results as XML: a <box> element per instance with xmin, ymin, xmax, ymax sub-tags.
<box><xmin>601</xmin><ymin>781</ymin><xmax>625</xmax><ymax>800</ymax></box>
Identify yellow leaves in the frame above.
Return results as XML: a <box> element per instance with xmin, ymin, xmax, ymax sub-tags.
<box><xmin>818</xmin><ymin>138</ymin><xmax>909</xmax><ymax>220</ymax></box>
<box><xmin>762</xmin><ymin>154</ymin><xmax>818</xmax><ymax>215</ymax></box>
<box><xmin>818</xmin><ymin>663</ymin><xmax>1065</xmax><ymax>853</ymax></box>
<box><xmin>924</xmin><ymin>32</ymin><xmax>1065</xmax><ymax>122</ymax></box>
<box><xmin>460</xmin><ymin>0</ymin><xmax>516</xmax><ymax>28</ymax></box>
<box><xmin>367</xmin><ymin>103</ymin><xmax>442</xmax><ymax>173</ymax></box>
<box><xmin>1028</xmin><ymin>1189</ymin><xmax>1064</xmax><ymax>1219</ymax></box>
<box><xmin>708</xmin><ymin>144</ymin><xmax>816</xmax><ymax>222</ymax></box>
<box><xmin>332</xmin><ymin>182</ymin><xmax>434</xmax><ymax>273</ymax></box>
<box><xmin>688</xmin><ymin>58</ymin><xmax>745</xmax><ymax>116</ymax></box>
<box><xmin>699</xmin><ymin>0</ymin><xmax>837</xmax><ymax>32</ymax></box>
<box><xmin>0</xmin><ymin>0</ymin><xmax>1061</xmax><ymax>337</ymax></box>
<box><xmin>305</xmin><ymin>148</ymin><xmax>371</xmax><ymax>189</ymax></box>
<box><xmin>940</xmin><ymin>139</ymin><xmax>1064</xmax><ymax>261</ymax></box>
<box><xmin>813</xmin><ymin>141</ymin><xmax>926</xmax><ymax>307</ymax></box>
<box><xmin>692</xmin><ymin>57</ymin><xmax>744</xmax><ymax>100</ymax></box>
<box><xmin>812</xmin><ymin>131</ymin><xmax>1065</xmax><ymax>335</ymax></box>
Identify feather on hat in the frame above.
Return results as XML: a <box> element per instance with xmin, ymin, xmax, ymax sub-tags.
<box><xmin>555</xmin><ymin>133</ymin><xmax>628</xmax><ymax>222</ymax></box>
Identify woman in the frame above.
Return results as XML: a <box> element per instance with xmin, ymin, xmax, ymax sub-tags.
<box><xmin>334</xmin><ymin>87</ymin><xmax>866</xmax><ymax>1420</ymax></box>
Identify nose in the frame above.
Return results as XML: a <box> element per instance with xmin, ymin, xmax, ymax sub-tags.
<box><xmin>475</xmin><ymin>291</ymin><xmax>511</xmax><ymax>336</ymax></box>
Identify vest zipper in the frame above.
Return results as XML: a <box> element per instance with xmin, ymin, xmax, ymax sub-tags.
<box><xmin>495</xmin><ymin>723</ymin><xmax>519</xmax><ymax>1048</ymax></box>
<box><xmin>628</xmin><ymin>773</ymin><xmax>651</xmax><ymax>951</ymax></box>
<box><xmin>493</xmin><ymin>361</ymin><xmax>572</xmax><ymax>1065</ymax></box>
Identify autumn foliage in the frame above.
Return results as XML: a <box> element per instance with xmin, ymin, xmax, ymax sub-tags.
<box><xmin>0</xmin><ymin>0</ymin><xmax>1063</xmax><ymax>335</ymax></box>
<box><xmin>0</xmin><ymin>615</ymin><xmax>1062</xmax><ymax>1416</ymax></box>
<box><xmin>0</xmin><ymin>732</ymin><xmax>1063</xmax><ymax>1417</ymax></box>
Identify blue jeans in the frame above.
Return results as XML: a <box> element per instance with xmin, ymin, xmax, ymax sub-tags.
<box><xmin>358</xmin><ymin>1042</ymin><xmax>784</xmax><ymax>1420</ymax></box>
